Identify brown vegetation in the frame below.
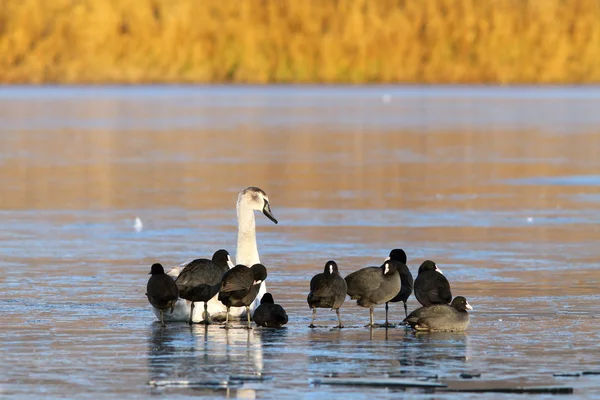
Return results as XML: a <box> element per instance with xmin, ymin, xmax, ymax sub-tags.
<box><xmin>1</xmin><ymin>0</ymin><xmax>600</xmax><ymax>84</ymax></box>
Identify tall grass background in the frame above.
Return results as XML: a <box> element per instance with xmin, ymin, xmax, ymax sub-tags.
<box><xmin>2</xmin><ymin>0</ymin><xmax>600</xmax><ymax>84</ymax></box>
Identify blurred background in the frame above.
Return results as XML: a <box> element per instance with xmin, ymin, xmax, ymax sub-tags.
<box><xmin>2</xmin><ymin>0</ymin><xmax>600</xmax><ymax>84</ymax></box>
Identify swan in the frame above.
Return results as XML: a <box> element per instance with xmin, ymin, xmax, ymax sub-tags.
<box><xmin>151</xmin><ymin>186</ymin><xmax>278</xmax><ymax>323</ymax></box>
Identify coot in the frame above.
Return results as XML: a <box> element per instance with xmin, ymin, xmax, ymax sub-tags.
<box><xmin>253</xmin><ymin>293</ymin><xmax>288</xmax><ymax>328</ymax></box>
<box><xmin>218</xmin><ymin>263</ymin><xmax>268</xmax><ymax>329</ymax></box>
<box><xmin>345</xmin><ymin>260</ymin><xmax>401</xmax><ymax>327</ymax></box>
<box><xmin>146</xmin><ymin>263</ymin><xmax>179</xmax><ymax>326</ymax></box>
<box><xmin>385</xmin><ymin>249</ymin><xmax>414</xmax><ymax>319</ymax></box>
<box><xmin>307</xmin><ymin>260</ymin><xmax>347</xmax><ymax>328</ymax></box>
<box><xmin>403</xmin><ymin>296</ymin><xmax>472</xmax><ymax>332</ymax></box>
<box><xmin>413</xmin><ymin>260</ymin><xmax>452</xmax><ymax>306</ymax></box>
<box><xmin>175</xmin><ymin>249</ymin><xmax>232</xmax><ymax>324</ymax></box>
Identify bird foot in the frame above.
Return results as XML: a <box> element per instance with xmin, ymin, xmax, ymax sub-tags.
<box><xmin>372</xmin><ymin>323</ymin><xmax>395</xmax><ymax>329</ymax></box>
<box><xmin>337</xmin><ymin>324</ymin><xmax>345</xmax><ymax>329</ymax></box>
<box><xmin>244</xmin><ymin>325</ymin><xmax>253</xmax><ymax>330</ymax></box>
<box><xmin>309</xmin><ymin>324</ymin><xmax>315</xmax><ymax>328</ymax></box>
<box><xmin>221</xmin><ymin>323</ymin><xmax>233</xmax><ymax>330</ymax></box>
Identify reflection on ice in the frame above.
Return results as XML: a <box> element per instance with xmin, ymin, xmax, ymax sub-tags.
<box><xmin>147</xmin><ymin>323</ymin><xmax>264</xmax><ymax>398</ymax></box>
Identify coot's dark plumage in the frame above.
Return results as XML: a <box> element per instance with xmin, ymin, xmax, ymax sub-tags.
<box><xmin>253</xmin><ymin>293</ymin><xmax>288</xmax><ymax>328</ymax></box>
<box><xmin>413</xmin><ymin>260</ymin><xmax>452</xmax><ymax>306</ymax></box>
<box><xmin>218</xmin><ymin>263</ymin><xmax>268</xmax><ymax>329</ymax></box>
<box><xmin>146</xmin><ymin>263</ymin><xmax>180</xmax><ymax>326</ymax></box>
<box><xmin>403</xmin><ymin>296</ymin><xmax>472</xmax><ymax>332</ymax></box>
<box><xmin>345</xmin><ymin>260</ymin><xmax>401</xmax><ymax>327</ymax></box>
<box><xmin>175</xmin><ymin>249</ymin><xmax>232</xmax><ymax>324</ymax></box>
<box><xmin>307</xmin><ymin>260</ymin><xmax>347</xmax><ymax>328</ymax></box>
<box><xmin>385</xmin><ymin>249</ymin><xmax>414</xmax><ymax>319</ymax></box>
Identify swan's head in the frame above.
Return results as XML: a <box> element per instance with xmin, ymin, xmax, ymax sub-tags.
<box><xmin>238</xmin><ymin>186</ymin><xmax>278</xmax><ymax>224</ymax></box>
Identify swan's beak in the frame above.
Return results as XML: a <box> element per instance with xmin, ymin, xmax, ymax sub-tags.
<box><xmin>262</xmin><ymin>200</ymin><xmax>278</xmax><ymax>224</ymax></box>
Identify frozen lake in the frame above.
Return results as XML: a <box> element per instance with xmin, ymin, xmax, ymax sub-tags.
<box><xmin>1</xmin><ymin>85</ymin><xmax>600</xmax><ymax>398</ymax></box>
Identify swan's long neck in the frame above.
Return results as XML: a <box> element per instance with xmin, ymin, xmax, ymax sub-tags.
<box><xmin>236</xmin><ymin>203</ymin><xmax>261</xmax><ymax>266</ymax></box>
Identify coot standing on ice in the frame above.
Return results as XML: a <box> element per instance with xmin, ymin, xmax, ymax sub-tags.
<box><xmin>385</xmin><ymin>249</ymin><xmax>414</xmax><ymax>319</ymax></box>
<box><xmin>146</xmin><ymin>263</ymin><xmax>179</xmax><ymax>327</ymax></box>
<box><xmin>175</xmin><ymin>249</ymin><xmax>233</xmax><ymax>324</ymax></box>
<box><xmin>307</xmin><ymin>260</ymin><xmax>347</xmax><ymax>328</ymax></box>
<box><xmin>218</xmin><ymin>263</ymin><xmax>268</xmax><ymax>329</ymax></box>
<box><xmin>345</xmin><ymin>260</ymin><xmax>401</xmax><ymax>327</ymax></box>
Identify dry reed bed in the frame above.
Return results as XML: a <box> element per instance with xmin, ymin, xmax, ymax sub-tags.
<box><xmin>1</xmin><ymin>0</ymin><xmax>600</xmax><ymax>83</ymax></box>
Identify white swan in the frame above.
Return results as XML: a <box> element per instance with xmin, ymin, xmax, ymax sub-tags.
<box><xmin>152</xmin><ymin>187</ymin><xmax>278</xmax><ymax>323</ymax></box>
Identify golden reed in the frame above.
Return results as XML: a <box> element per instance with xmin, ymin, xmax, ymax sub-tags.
<box><xmin>1</xmin><ymin>0</ymin><xmax>600</xmax><ymax>84</ymax></box>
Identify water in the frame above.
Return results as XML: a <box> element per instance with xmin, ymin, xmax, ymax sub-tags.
<box><xmin>1</xmin><ymin>85</ymin><xmax>600</xmax><ymax>398</ymax></box>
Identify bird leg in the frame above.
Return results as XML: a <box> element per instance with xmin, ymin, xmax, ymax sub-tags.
<box><xmin>309</xmin><ymin>308</ymin><xmax>317</xmax><ymax>328</ymax></box>
<box><xmin>336</xmin><ymin>308</ymin><xmax>344</xmax><ymax>329</ymax></box>
<box><xmin>222</xmin><ymin>307</ymin><xmax>232</xmax><ymax>329</ymax></box>
<box><xmin>200</xmin><ymin>302</ymin><xmax>211</xmax><ymax>325</ymax></box>
<box><xmin>403</xmin><ymin>301</ymin><xmax>408</xmax><ymax>319</ymax></box>
<box><xmin>245</xmin><ymin>306</ymin><xmax>252</xmax><ymax>330</ymax></box>
<box><xmin>159</xmin><ymin>310</ymin><xmax>166</xmax><ymax>327</ymax></box>
<box><xmin>381</xmin><ymin>302</ymin><xmax>395</xmax><ymax>328</ymax></box>
<box><xmin>365</xmin><ymin>307</ymin><xmax>375</xmax><ymax>327</ymax></box>
<box><xmin>188</xmin><ymin>302</ymin><xmax>195</xmax><ymax>325</ymax></box>
<box><xmin>385</xmin><ymin>302</ymin><xmax>390</xmax><ymax>327</ymax></box>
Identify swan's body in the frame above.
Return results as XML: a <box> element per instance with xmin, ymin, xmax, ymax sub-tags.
<box><xmin>151</xmin><ymin>187</ymin><xmax>277</xmax><ymax>323</ymax></box>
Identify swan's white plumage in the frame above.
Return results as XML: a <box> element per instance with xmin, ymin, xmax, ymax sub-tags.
<box><xmin>151</xmin><ymin>187</ymin><xmax>275</xmax><ymax>323</ymax></box>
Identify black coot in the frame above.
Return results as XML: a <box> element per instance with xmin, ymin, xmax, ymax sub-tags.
<box><xmin>385</xmin><ymin>249</ymin><xmax>414</xmax><ymax>319</ymax></box>
<box><xmin>253</xmin><ymin>293</ymin><xmax>288</xmax><ymax>328</ymax></box>
<box><xmin>413</xmin><ymin>260</ymin><xmax>452</xmax><ymax>306</ymax></box>
<box><xmin>307</xmin><ymin>260</ymin><xmax>347</xmax><ymax>328</ymax></box>
<box><xmin>345</xmin><ymin>260</ymin><xmax>401</xmax><ymax>327</ymax></box>
<box><xmin>218</xmin><ymin>263</ymin><xmax>268</xmax><ymax>329</ymax></box>
<box><xmin>175</xmin><ymin>249</ymin><xmax>232</xmax><ymax>324</ymax></box>
<box><xmin>146</xmin><ymin>263</ymin><xmax>179</xmax><ymax>326</ymax></box>
<box><xmin>403</xmin><ymin>296</ymin><xmax>472</xmax><ymax>331</ymax></box>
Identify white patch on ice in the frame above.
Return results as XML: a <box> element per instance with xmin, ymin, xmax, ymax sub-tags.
<box><xmin>133</xmin><ymin>217</ymin><xmax>143</xmax><ymax>232</ymax></box>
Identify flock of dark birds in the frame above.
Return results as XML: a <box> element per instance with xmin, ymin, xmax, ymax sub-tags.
<box><xmin>147</xmin><ymin>248</ymin><xmax>473</xmax><ymax>332</ymax></box>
